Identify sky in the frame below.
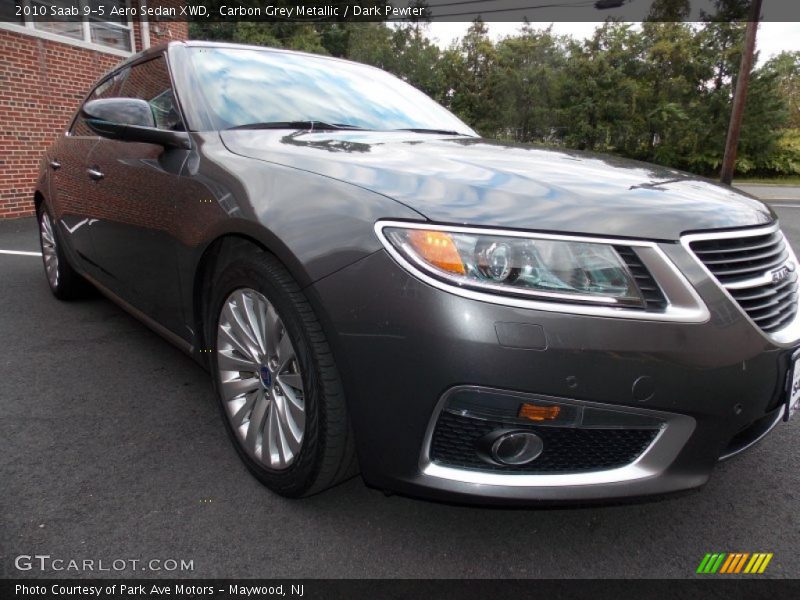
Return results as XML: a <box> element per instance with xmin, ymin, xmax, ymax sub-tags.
<box><xmin>422</xmin><ymin>22</ymin><xmax>800</xmax><ymax>66</ymax></box>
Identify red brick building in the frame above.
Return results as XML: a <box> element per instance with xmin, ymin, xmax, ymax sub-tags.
<box><xmin>0</xmin><ymin>1</ymin><xmax>188</xmax><ymax>219</ymax></box>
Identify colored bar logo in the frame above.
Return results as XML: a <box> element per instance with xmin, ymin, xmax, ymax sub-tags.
<box><xmin>696</xmin><ymin>552</ymin><xmax>773</xmax><ymax>574</ymax></box>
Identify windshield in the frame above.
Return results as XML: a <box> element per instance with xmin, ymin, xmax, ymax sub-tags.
<box><xmin>188</xmin><ymin>47</ymin><xmax>477</xmax><ymax>135</ymax></box>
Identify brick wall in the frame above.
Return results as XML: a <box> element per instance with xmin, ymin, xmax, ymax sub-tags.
<box><xmin>0</xmin><ymin>6</ymin><xmax>188</xmax><ymax>219</ymax></box>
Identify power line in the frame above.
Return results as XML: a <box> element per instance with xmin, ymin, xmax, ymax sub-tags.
<box><xmin>426</xmin><ymin>0</ymin><xmax>594</xmax><ymax>8</ymax></box>
<box><xmin>426</xmin><ymin>0</ymin><xmax>508</xmax><ymax>8</ymax></box>
<box><xmin>428</xmin><ymin>1</ymin><xmax>598</xmax><ymax>19</ymax></box>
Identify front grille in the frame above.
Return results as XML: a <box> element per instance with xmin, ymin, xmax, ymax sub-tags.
<box><xmin>688</xmin><ymin>229</ymin><xmax>798</xmax><ymax>333</ymax></box>
<box><xmin>430</xmin><ymin>411</ymin><xmax>659</xmax><ymax>474</ymax></box>
<box><xmin>615</xmin><ymin>246</ymin><xmax>668</xmax><ymax>311</ymax></box>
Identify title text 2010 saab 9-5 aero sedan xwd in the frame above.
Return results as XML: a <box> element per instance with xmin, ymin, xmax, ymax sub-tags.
<box><xmin>35</xmin><ymin>41</ymin><xmax>799</xmax><ymax>503</ymax></box>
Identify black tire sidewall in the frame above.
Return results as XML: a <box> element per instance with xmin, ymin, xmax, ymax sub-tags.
<box><xmin>208</xmin><ymin>256</ymin><xmax>325</xmax><ymax>497</ymax></box>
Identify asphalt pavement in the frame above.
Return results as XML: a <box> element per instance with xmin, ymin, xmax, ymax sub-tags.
<box><xmin>1</xmin><ymin>206</ymin><xmax>800</xmax><ymax>579</ymax></box>
<box><xmin>736</xmin><ymin>184</ymin><xmax>800</xmax><ymax>201</ymax></box>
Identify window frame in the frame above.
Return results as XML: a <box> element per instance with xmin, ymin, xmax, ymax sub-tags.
<box><xmin>0</xmin><ymin>0</ymin><xmax>136</xmax><ymax>57</ymax></box>
<box><xmin>67</xmin><ymin>52</ymin><xmax>189</xmax><ymax>138</ymax></box>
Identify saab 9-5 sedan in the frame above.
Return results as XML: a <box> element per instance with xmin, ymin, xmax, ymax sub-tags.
<box><xmin>35</xmin><ymin>41</ymin><xmax>800</xmax><ymax>503</ymax></box>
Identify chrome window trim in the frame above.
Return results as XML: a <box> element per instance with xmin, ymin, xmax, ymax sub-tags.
<box><xmin>681</xmin><ymin>223</ymin><xmax>800</xmax><ymax>346</ymax></box>
<box><xmin>375</xmin><ymin>220</ymin><xmax>710</xmax><ymax>323</ymax></box>
<box><xmin>418</xmin><ymin>386</ymin><xmax>696</xmax><ymax>488</ymax></box>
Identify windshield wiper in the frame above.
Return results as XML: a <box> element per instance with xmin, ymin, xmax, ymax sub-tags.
<box><xmin>393</xmin><ymin>128</ymin><xmax>469</xmax><ymax>136</ymax></box>
<box><xmin>227</xmin><ymin>121</ymin><xmax>366</xmax><ymax>131</ymax></box>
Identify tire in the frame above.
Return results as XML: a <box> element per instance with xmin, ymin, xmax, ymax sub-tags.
<box><xmin>37</xmin><ymin>204</ymin><xmax>90</xmax><ymax>300</ymax></box>
<box><xmin>208</xmin><ymin>250</ymin><xmax>358</xmax><ymax>497</ymax></box>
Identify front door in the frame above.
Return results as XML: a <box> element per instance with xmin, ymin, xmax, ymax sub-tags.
<box><xmin>85</xmin><ymin>56</ymin><xmax>190</xmax><ymax>337</ymax></box>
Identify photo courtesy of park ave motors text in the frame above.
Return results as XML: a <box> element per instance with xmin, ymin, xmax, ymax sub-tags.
<box><xmin>2</xmin><ymin>0</ymin><xmax>800</xmax><ymax>585</ymax></box>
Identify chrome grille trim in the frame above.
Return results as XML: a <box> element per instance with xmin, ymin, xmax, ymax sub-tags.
<box><xmin>682</xmin><ymin>224</ymin><xmax>800</xmax><ymax>344</ymax></box>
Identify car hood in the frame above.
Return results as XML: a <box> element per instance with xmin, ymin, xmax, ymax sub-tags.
<box><xmin>220</xmin><ymin>130</ymin><xmax>774</xmax><ymax>241</ymax></box>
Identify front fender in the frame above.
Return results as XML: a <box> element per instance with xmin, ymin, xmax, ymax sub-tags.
<box><xmin>176</xmin><ymin>134</ymin><xmax>425</xmax><ymax>346</ymax></box>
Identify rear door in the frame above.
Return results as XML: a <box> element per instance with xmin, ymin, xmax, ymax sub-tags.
<box><xmin>85</xmin><ymin>56</ymin><xmax>191</xmax><ymax>335</ymax></box>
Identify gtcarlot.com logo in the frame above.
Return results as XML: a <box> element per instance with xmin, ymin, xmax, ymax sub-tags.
<box><xmin>696</xmin><ymin>552</ymin><xmax>773</xmax><ymax>574</ymax></box>
<box><xmin>14</xmin><ymin>555</ymin><xmax>194</xmax><ymax>573</ymax></box>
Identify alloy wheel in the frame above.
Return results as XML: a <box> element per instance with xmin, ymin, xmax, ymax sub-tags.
<box><xmin>216</xmin><ymin>288</ymin><xmax>306</xmax><ymax>470</ymax></box>
<box><xmin>40</xmin><ymin>211</ymin><xmax>59</xmax><ymax>289</ymax></box>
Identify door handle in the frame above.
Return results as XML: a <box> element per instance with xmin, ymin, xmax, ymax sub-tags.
<box><xmin>49</xmin><ymin>160</ymin><xmax>61</xmax><ymax>170</ymax></box>
<box><xmin>87</xmin><ymin>167</ymin><xmax>104</xmax><ymax>181</ymax></box>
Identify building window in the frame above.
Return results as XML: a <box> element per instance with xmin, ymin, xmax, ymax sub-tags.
<box><xmin>5</xmin><ymin>0</ymin><xmax>135</xmax><ymax>54</ymax></box>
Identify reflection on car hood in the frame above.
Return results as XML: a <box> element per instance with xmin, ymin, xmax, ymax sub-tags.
<box><xmin>220</xmin><ymin>130</ymin><xmax>774</xmax><ymax>241</ymax></box>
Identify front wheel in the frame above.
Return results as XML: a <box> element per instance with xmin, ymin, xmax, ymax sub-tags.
<box><xmin>209</xmin><ymin>252</ymin><xmax>357</xmax><ymax>497</ymax></box>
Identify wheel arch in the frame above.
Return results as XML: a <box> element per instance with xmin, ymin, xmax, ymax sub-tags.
<box><xmin>190</xmin><ymin>225</ymin><xmax>315</xmax><ymax>363</ymax></box>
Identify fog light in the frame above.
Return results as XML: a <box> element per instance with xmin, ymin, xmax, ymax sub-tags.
<box><xmin>491</xmin><ymin>431</ymin><xmax>544</xmax><ymax>465</ymax></box>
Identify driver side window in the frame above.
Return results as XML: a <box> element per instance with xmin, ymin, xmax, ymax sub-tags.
<box><xmin>120</xmin><ymin>57</ymin><xmax>184</xmax><ymax>132</ymax></box>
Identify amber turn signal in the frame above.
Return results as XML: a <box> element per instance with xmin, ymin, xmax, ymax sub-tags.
<box><xmin>518</xmin><ymin>403</ymin><xmax>561</xmax><ymax>421</ymax></box>
<box><xmin>406</xmin><ymin>230</ymin><xmax>466</xmax><ymax>275</ymax></box>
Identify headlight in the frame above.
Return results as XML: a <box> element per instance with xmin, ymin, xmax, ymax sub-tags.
<box><xmin>381</xmin><ymin>225</ymin><xmax>645</xmax><ymax>307</ymax></box>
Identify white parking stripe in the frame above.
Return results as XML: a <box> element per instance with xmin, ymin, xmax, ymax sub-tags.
<box><xmin>0</xmin><ymin>249</ymin><xmax>42</xmax><ymax>257</ymax></box>
<box><xmin>770</xmin><ymin>204</ymin><xmax>800</xmax><ymax>209</ymax></box>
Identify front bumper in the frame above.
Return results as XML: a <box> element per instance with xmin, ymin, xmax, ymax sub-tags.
<box><xmin>309</xmin><ymin>244</ymin><xmax>796</xmax><ymax>503</ymax></box>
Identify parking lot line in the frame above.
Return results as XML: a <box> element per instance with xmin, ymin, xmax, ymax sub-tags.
<box><xmin>0</xmin><ymin>249</ymin><xmax>42</xmax><ymax>256</ymax></box>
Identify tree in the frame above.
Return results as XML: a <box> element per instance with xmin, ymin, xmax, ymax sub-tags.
<box><xmin>346</xmin><ymin>23</ymin><xmax>396</xmax><ymax>70</ymax></box>
<box><xmin>491</xmin><ymin>23</ymin><xmax>566</xmax><ymax>143</ymax></box>
<box><xmin>391</xmin><ymin>24</ymin><xmax>447</xmax><ymax>101</ymax></box>
<box><xmin>764</xmin><ymin>52</ymin><xmax>800</xmax><ymax>129</ymax></box>
<box><xmin>561</xmin><ymin>22</ymin><xmax>641</xmax><ymax>152</ymax></box>
<box><xmin>646</xmin><ymin>0</ymin><xmax>691</xmax><ymax>21</ymax></box>
<box><xmin>638</xmin><ymin>22</ymin><xmax>707</xmax><ymax>165</ymax></box>
<box><xmin>736</xmin><ymin>66</ymin><xmax>788</xmax><ymax>173</ymax></box>
<box><xmin>448</xmin><ymin>19</ymin><xmax>498</xmax><ymax>135</ymax></box>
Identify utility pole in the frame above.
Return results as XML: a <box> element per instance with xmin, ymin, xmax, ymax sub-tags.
<box><xmin>720</xmin><ymin>0</ymin><xmax>763</xmax><ymax>185</ymax></box>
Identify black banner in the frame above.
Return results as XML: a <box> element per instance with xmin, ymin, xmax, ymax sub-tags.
<box><xmin>3</xmin><ymin>579</ymin><xmax>800</xmax><ymax>600</ymax></box>
<box><xmin>1</xmin><ymin>0</ymin><xmax>799</xmax><ymax>23</ymax></box>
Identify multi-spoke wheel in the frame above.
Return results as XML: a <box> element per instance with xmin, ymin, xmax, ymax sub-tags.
<box><xmin>37</xmin><ymin>204</ymin><xmax>89</xmax><ymax>300</ymax></box>
<box><xmin>40</xmin><ymin>211</ymin><xmax>59</xmax><ymax>289</ymax></box>
<box><xmin>217</xmin><ymin>288</ymin><xmax>306</xmax><ymax>470</ymax></box>
<box><xmin>209</xmin><ymin>250</ymin><xmax>357</xmax><ymax>497</ymax></box>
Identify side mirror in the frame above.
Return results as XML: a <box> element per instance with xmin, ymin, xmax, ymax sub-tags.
<box><xmin>82</xmin><ymin>98</ymin><xmax>191</xmax><ymax>149</ymax></box>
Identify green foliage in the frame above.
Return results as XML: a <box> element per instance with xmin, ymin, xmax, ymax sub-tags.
<box><xmin>490</xmin><ymin>23</ymin><xmax>567</xmax><ymax>143</ymax></box>
<box><xmin>187</xmin><ymin>17</ymin><xmax>799</xmax><ymax>177</ymax></box>
<box><xmin>763</xmin><ymin>52</ymin><xmax>800</xmax><ymax>129</ymax></box>
<box><xmin>444</xmin><ymin>19</ymin><xmax>498</xmax><ymax>135</ymax></box>
<box><xmin>646</xmin><ymin>0</ymin><xmax>691</xmax><ymax>21</ymax></box>
<box><xmin>345</xmin><ymin>23</ymin><xmax>395</xmax><ymax>69</ymax></box>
